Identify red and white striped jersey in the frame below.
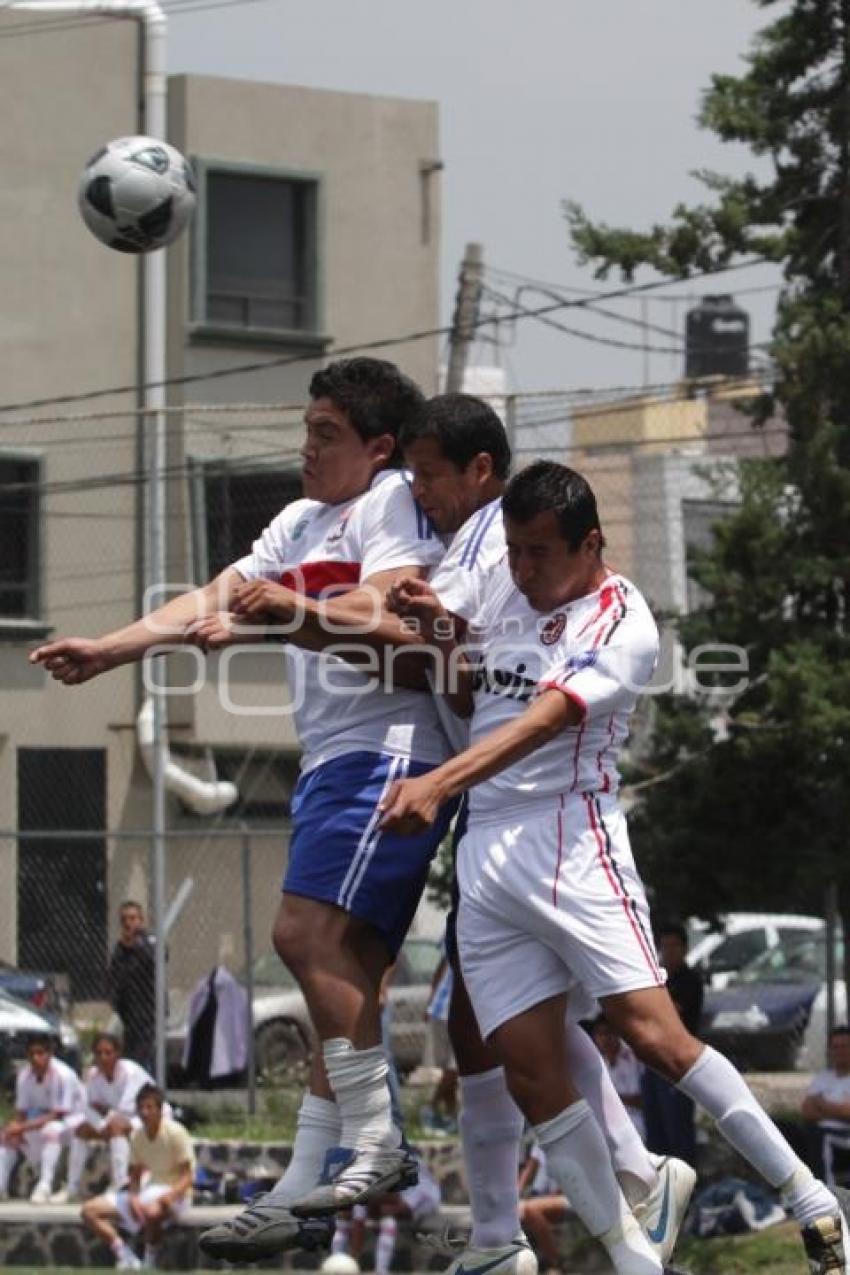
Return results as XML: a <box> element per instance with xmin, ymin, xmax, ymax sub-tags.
<box><xmin>234</xmin><ymin>469</ymin><xmax>450</xmax><ymax>772</ymax></box>
<box><xmin>465</xmin><ymin>560</ymin><xmax>659</xmax><ymax>819</ymax></box>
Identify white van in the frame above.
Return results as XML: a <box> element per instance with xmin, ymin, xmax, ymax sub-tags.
<box><xmin>687</xmin><ymin>913</ymin><xmax>824</xmax><ymax>988</ymax></box>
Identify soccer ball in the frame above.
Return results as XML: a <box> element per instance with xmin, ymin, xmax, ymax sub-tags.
<box><xmin>320</xmin><ymin>1256</ymin><xmax>360</xmax><ymax>1275</ymax></box>
<box><xmin>78</xmin><ymin>135</ymin><xmax>196</xmax><ymax>253</ymax></box>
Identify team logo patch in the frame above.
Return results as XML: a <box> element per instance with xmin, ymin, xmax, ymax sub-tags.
<box><xmin>326</xmin><ymin>510</ymin><xmax>352</xmax><ymax>544</ymax></box>
<box><xmin>291</xmin><ymin>514</ymin><xmax>312</xmax><ymax>541</ymax></box>
<box><xmin>567</xmin><ymin>650</ymin><xmax>598</xmax><ymax>671</ymax></box>
<box><xmin>539</xmin><ymin>612</ymin><xmax>567</xmax><ymax>645</ymax></box>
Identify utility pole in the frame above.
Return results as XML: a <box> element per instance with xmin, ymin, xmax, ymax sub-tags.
<box><xmin>445</xmin><ymin>242</ymin><xmax>484</xmax><ymax>392</ymax></box>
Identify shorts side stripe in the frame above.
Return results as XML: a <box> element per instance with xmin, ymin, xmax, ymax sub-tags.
<box><xmin>553</xmin><ymin>794</ymin><xmax>565</xmax><ymax>907</ymax></box>
<box><xmin>337</xmin><ymin>755</ymin><xmax>408</xmax><ymax>911</ymax></box>
<box><xmin>584</xmin><ymin>794</ymin><xmax>662</xmax><ymax>984</ymax></box>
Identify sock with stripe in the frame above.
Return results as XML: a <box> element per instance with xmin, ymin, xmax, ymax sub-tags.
<box><xmin>535</xmin><ymin>1101</ymin><xmax>661</xmax><ymax>1275</ymax></box>
<box><xmin>677</xmin><ymin>1046</ymin><xmax>837</xmax><ymax>1223</ymax></box>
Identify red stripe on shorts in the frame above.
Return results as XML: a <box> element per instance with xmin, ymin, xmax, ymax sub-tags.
<box><xmin>584</xmin><ymin>793</ymin><xmax>662</xmax><ymax>983</ymax></box>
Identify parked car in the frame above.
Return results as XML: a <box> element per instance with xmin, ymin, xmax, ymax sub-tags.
<box><xmin>167</xmin><ymin>936</ymin><xmax>442</xmax><ymax>1084</ymax></box>
<box><xmin>0</xmin><ymin>987</ymin><xmax>81</xmax><ymax>1091</ymax></box>
<box><xmin>688</xmin><ymin>913</ymin><xmax>824</xmax><ymax>988</ymax></box>
<box><xmin>701</xmin><ymin>929</ymin><xmax>844</xmax><ymax>1071</ymax></box>
<box><xmin>0</xmin><ymin>960</ymin><xmax>69</xmax><ymax>1016</ymax></box>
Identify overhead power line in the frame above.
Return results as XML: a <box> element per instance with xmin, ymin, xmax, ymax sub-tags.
<box><xmin>0</xmin><ymin>258</ymin><xmax>773</xmax><ymax>417</ymax></box>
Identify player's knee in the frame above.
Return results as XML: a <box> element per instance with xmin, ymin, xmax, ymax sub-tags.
<box><xmin>628</xmin><ymin>1018</ymin><xmax>697</xmax><ymax>1078</ymax></box>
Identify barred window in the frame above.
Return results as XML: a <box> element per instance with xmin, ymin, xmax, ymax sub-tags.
<box><xmin>0</xmin><ymin>455</ymin><xmax>41</xmax><ymax>620</ymax></box>
<box><xmin>192</xmin><ymin>462</ymin><xmax>302</xmax><ymax>581</ymax></box>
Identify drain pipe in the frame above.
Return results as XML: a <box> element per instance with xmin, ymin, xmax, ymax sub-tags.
<box><xmin>137</xmin><ymin>698</ymin><xmax>239</xmax><ymax>816</ymax></box>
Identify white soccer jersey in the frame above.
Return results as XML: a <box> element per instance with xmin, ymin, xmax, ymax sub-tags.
<box><xmin>234</xmin><ymin>469</ymin><xmax>450</xmax><ymax>772</ymax></box>
<box><xmin>16</xmin><ymin>1057</ymin><xmax>84</xmax><ymax>1119</ymax></box>
<box><xmin>428</xmin><ymin>497</ymin><xmax>506</xmax><ymax>753</ymax></box>
<box><xmin>85</xmin><ymin>1058</ymin><xmax>155</xmax><ymax>1119</ymax></box>
<box><xmin>465</xmin><ymin>563</ymin><xmax>659</xmax><ymax>819</ymax></box>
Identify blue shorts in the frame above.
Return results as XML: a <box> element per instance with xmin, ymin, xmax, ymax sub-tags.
<box><xmin>284</xmin><ymin>752</ymin><xmax>456</xmax><ymax>957</ymax></box>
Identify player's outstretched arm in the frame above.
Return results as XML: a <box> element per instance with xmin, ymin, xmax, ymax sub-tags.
<box><xmin>30</xmin><ymin>567</ymin><xmax>245</xmax><ymax>685</ymax></box>
<box><xmin>380</xmin><ymin>688</ymin><xmax>582</xmax><ymax>835</ymax></box>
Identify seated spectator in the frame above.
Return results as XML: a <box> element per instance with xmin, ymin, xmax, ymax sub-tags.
<box><xmin>81</xmin><ymin>1084</ymin><xmax>194</xmax><ymax>1271</ymax></box>
<box><xmin>802</xmin><ymin>1024</ymin><xmax>850</xmax><ymax>1187</ymax></box>
<box><xmin>329</xmin><ymin>1157</ymin><xmax>441</xmax><ymax>1275</ymax></box>
<box><xmin>0</xmin><ymin>1033</ymin><xmax>85</xmax><ymax>1203</ymax></box>
<box><xmin>56</xmin><ymin>1033</ymin><xmax>163</xmax><ymax>1203</ymax></box>
<box><xmin>590</xmin><ymin>1015</ymin><xmax>646</xmax><ymax>1139</ymax></box>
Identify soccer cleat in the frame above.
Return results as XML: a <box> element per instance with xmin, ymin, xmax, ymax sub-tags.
<box><xmin>198</xmin><ymin>1197</ymin><xmax>332</xmax><ymax>1262</ymax></box>
<box><xmin>800</xmin><ymin>1194</ymin><xmax>850</xmax><ymax>1275</ymax></box>
<box><xmin>291</xmin><ymin>1144</ymin><xmax>419</xmax><ymax>1216</ymax></box>
<box><xmin>633</xmin><ymin>1156</ymin><xmax>697</xmax><ymax>1264</ymax></box>
<box><xmin>30</xmin><ymin>1183</ymin><xmax>52</xmax><ymax>1205</ymax></box>
<box><xmin>116</xmin><ymin>1252</ymin><xmax>142</xmax><ymax>1271</ymax></box>
<box><xmin>444</xmin><ymin>1236</ymin><xmax>539</xmax><ymax>1275</ymax></box>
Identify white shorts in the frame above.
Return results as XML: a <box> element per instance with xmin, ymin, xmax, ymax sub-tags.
<box><xmin>110</xmin><ymin>1183</ymin><xmax>190</xmax><ymax>1235</ymax></box>
<box><xmin>81</xmin><ymin>1108</ymin><xmax>142</xmax><ymax>1134</ymax></box>
<box><xmin>457</xmin><ymin>791</ymin><xmax>664</xmax><ymax>1040</ymax></box>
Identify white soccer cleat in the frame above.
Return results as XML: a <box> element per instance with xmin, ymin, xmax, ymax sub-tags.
<box><xmin>444</xmin><ymin>1236</ymin><xmax>539</xmax><ymax>1275</ymax></box>
<box><xmin>30</xmin><ymin>1183</ymin><xmax>52</xmax><ymax>1205</ymax></box>
<box><xmin>633</xmin><ymin>1156</ymin><xmax>697</xmax><ymax>1264</ymax></box>
<box><xmin>116</xmin><ymin>1251</ymin><xmax>142</xmax><ymax>1271</ymax></box>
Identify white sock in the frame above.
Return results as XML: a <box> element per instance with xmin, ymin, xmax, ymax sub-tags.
<box><xmin>459</xmin><ymin>1067</ymin><xmax>524</xmax><ymax>1248</ymax></box>
<box><xmin>67</xmin><ymin>1138</ymin><xmax>88</xmax><ymax>1194</ymax></box>
<box><xmin>0</xmin><ymin>1144</ymin><xmax>17</xmax><ymax>1194</ymax></box>
<box><xmin>109</xmin><ymin>1136</ymin><xmax>130</xmax><ymax>1190</ymax></box>
<box><xmin>677</xmin><ymin>1047</ymin><xmax>837</xmax><ymax>1222</ymax></box>
<box><xmin>324</xmin><ymin>1039</ymin><xmax>399</xmax><ymax>1153</ymax></box>
<box><xmin>565</xmin><ymin>1022</ymin><xmax>656</xmax><ymax>1204</ymax></box>
<box><xmin>267</xmin><ymin>1093</ymin><xmax>342</xmax><ymax>1205</ymax></box>
<box><xmin>375</xmin><ymin>1215</ymin><xmax>397</xmax><ymax>1275</ymax></box>
<box><xmin>536</xmin><ymin>1102</ymin><xmax>661</xmax><ymax>1275</ymax></box>
<box><xmin>37</xmin><ymin>1139</ymin><xmax>61</xmax><ymax>1193</ymax></box>
<box><xmin>332</xmin><ymin>1215</ymin><xmax>352</xmax><ymax>1255</ymax></box>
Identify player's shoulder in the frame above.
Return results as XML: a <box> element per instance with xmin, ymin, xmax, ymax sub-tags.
<box><xmin>52</xmin><ymin>1056</ymin><xmax>77</xmax><ymax>1080</ymax></box>
<box><xmin>604</xmin><ymin>573</ymin><xmax>656</xmax><ymax>626</ymax></box>
<box><xmin>449</xmin><ymin>497</ymin><xmax>504</xmax><ymax>567</ymax></box>
<box><xmin>356</xmin><ymin>468</ymin><xmax>437</xmax><ymax>539</ymax></box>
<box><xmin>268</xmin><ymin>496</ymin><xmax>323</xmax><ymax>539</ymax></box>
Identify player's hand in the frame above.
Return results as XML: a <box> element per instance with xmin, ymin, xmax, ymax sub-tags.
<box><xmin>4</xmin><ymin>1121</ymin><xmax>25</xmax><ymax>1142</ymax></box>
<box><xmin>128</xmin><ymin>1193</ymin><xmax>147</xmax><ymax>1226</ymax></box>
<box><xmin>386</xmin><ymin>577</ymin><xmax>450</xmax><ymax>640</ymax></box>
<box><xmin>28</xmin><ymin>637</ymin><xmax>113</xmax><ymax>685</ymax></box>
<box><xmin>231</xmin><ymin>580</ymin><xmax>296</xmax><ymax>622</ymax></box>
<box><xmin>184</xmin><ymin>612</ymin><xmax>260</xmax><ymax>651</ymax></box>
<box><xmin>379</xmin><ymin>774</ymin><xmax>446</xmax><ymax>836</ymax></box>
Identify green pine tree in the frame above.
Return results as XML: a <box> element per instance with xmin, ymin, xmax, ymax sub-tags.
<box><xmin>567</xmin><ymin>0</ymin><xmax>850</xmax><ymax>997</ymax></box>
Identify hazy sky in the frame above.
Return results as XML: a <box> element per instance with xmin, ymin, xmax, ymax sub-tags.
<box><xmin>168</xmin><ymin>0</ymin><xmax>778</xmax><ymax>393</ymax></box>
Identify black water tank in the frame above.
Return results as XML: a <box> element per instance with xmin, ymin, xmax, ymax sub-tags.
<box><xmin>685</xmin><ymin>294</ymin><xmax>749</xmax><ymax>378</ymax></box>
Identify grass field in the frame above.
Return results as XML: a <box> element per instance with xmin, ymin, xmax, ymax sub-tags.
<box><xmin>0</xmin><ymin>1224</ymin><xmax>813</xmax><ymax>1275</ymax></box>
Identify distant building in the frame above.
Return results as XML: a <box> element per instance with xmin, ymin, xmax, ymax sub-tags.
<box><xmin>0</xmin><ymin>12</ymin><xmax>442</xmax><ymax>994</ymax></box>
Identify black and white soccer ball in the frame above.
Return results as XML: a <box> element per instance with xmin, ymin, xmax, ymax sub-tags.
<box><xmin>78</xmin><ymin>135</ymin><xmax>196</xmax><ymax>253</ymax></box>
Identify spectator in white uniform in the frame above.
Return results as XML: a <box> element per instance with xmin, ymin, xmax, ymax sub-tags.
<box><xmin>57</xmin><ymin>1033</ymin><xmax>163</xmax><ymax>1203</ymax></box>
<box><xmin>0</xmin><ymin>1033</ymin><xmax>85</xmax><ymax>1203</ymax></box>
<box><xmin>803</xmin><ymin>1026</ymin><xmax>850</xmax><ymax>1187</ymax></box>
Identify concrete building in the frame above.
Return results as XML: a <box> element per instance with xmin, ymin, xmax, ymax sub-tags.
<box><xmin>0</xmin><ymin>12</ymin><xmax>442</xmax><ymax>1000</ymax></box>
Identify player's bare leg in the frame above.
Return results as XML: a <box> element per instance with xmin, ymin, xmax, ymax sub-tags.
<box><xmin>490</xmin><ymin>994</ymin><xmax>662</xmax><ymax>1275</ymax></box>
<box><xmin>81</xmin><ymin>1196</ymin><xmax>140</xmax><ymax>1270</ymax></box>
<box><xmin>603</xmin><ymin>985</ymin><xmax>850</xmax><ymax>1275</ymax></box>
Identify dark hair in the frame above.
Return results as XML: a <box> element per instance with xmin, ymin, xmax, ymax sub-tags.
<box><xmin>309</xmin><ymin>357</ymin><xmax>425</xmax><ymax>465</ymax></box>
<box><xmin>501</xmin><ymin>461</ymin><xmax>603</xmax><ymax>551</ymax></box>
<box><xmin>399</xmin><ymin>393</ymin><xmax>511</xmax><ymax>480</ymax></box>
<box><xmin>25</xmin><ymin>1033</ymin><xmax>53</xmax><ymax>1052</ymax></box>
<box><xmin>658</xmin><ymin>922</ymin><xmax>689</xmax><ymax>948</ymax></box>
<box><xmin>136</xmin><ymin>1083</ymin><xmax>165</xmax><ymax>1109</ymax></box>
<box><xmin>92</xmin><ymin>1032</ymin><xmax>122</xmax><ymax>1053</ymax></box>
<box><xmin>119</xmin><ymin>900</ymin><xmax>144</xmax><ymax>914</ymax></box>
